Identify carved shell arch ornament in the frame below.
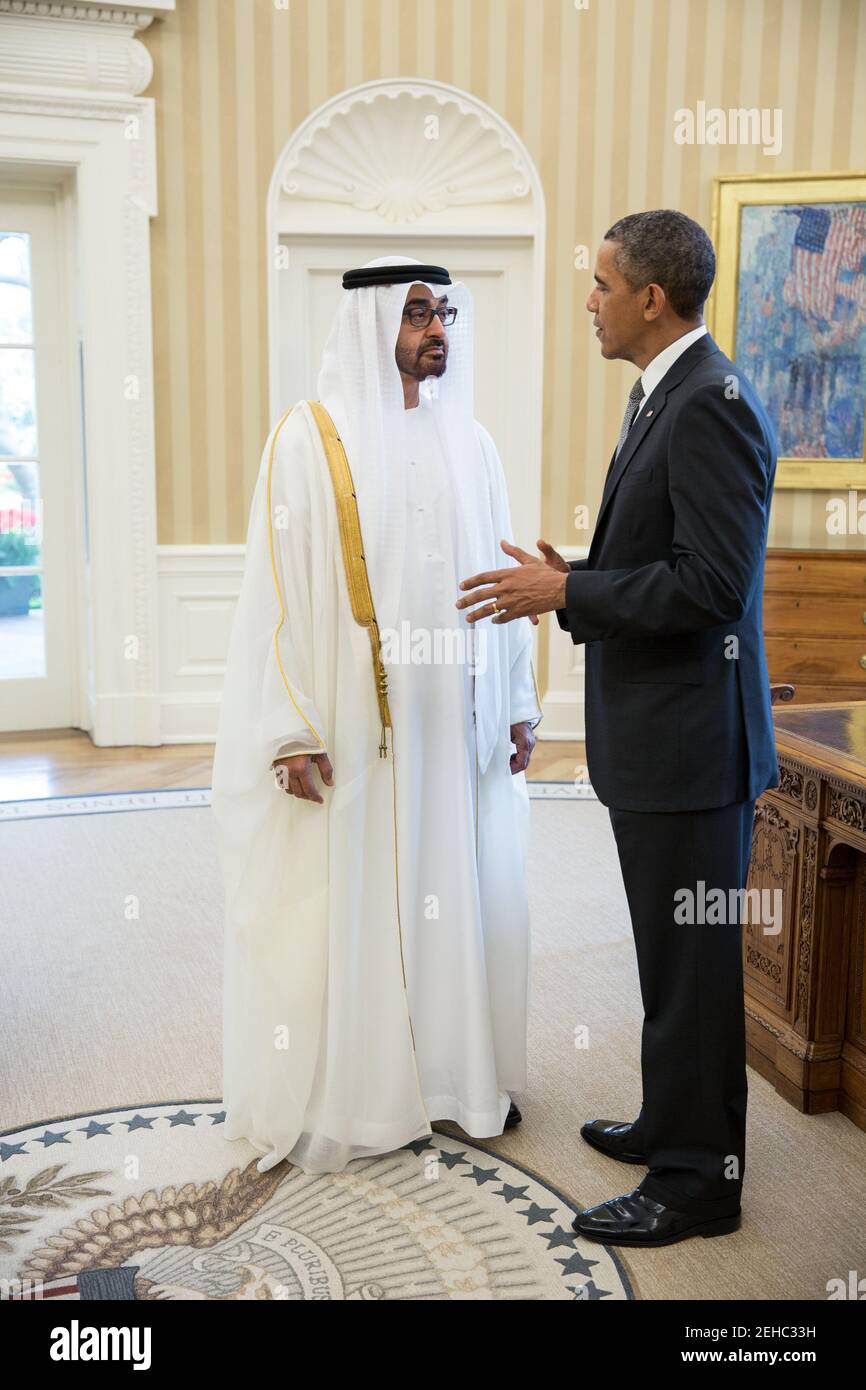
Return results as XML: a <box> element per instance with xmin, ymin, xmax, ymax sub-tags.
<box><xmin>271</xmin><ymin>79</ymin><xmax>537</xmax><ymax>224</ymax></box>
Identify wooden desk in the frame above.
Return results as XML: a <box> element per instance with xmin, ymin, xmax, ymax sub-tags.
<box><xmin>746</xmin><ymin>703</ymin><xmax>866</xmax><ymax>1130</ymax></box>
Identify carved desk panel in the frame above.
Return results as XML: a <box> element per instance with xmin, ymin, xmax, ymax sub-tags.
<box><xmin>746</xmin><ymin>703</ymin><xmax>866</xmax><ymax>1130</ymax></box>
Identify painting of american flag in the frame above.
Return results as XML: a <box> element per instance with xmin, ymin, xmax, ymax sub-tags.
<box><xmin>735</xmin><ymin>200</ymin><xmax>866</xmax><ymax>459</ymax></box>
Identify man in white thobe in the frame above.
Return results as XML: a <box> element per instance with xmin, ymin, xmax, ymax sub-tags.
<box><xmin>212</xmin><ymin>256</ymin><xmax>542</xmax><ymax>1175</ymax></box>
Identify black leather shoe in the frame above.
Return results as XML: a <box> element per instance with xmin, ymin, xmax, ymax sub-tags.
<box><xmin>572</xmin><ymin>1188</ymin><xmax>741</xmax><ymax>1247</ymax></box>
<box><xmin>504</xmin><ymin>1099</ymin><xmax>522</xmax><ymax>1129</ymax></box>
<box><xmin>580</xmin><ymin>1118</ymin><xmax>646</xmax><ymax>1164</ymax></box>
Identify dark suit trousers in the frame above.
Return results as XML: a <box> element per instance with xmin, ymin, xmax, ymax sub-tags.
<box><xmin>607</xmin><ymin>798</ymin><xmax>756</xmax><ymax>1218</ymax></box>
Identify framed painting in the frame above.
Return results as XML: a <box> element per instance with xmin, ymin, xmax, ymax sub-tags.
<box><xmin>709</xmin><ymin>172</ymin><xmax>866</xmax><ymax>489</ymax></box>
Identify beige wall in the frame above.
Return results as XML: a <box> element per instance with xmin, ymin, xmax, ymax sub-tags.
<box><xmin>143</xmin><ymin>0</ymin><xmax>866</xmax><ymax>550</ymax></box>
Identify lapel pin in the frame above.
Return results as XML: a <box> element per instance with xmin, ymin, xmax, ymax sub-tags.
<box><xmin>646</xmin><ymin>409</ymin><xmax>653</xmax><ymax>417</ymax></box>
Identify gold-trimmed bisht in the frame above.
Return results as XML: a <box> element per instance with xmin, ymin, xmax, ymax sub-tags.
<box><xmin>309</xmin><ymin>400</ymin><xmax>393</xmax><ymax>758</ymax></box>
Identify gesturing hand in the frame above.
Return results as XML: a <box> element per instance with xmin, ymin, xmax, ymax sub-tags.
<box><xmin>456</xmin><ymin>538</ymin><xmax>568</xmax><ymax>626</ymax></box>
<box><xmin>273</xmin><ymin>752</ymin><xmax>334</xmax><ymax>803</ymax></box>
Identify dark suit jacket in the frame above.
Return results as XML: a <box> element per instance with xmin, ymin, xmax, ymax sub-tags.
<box><xmin>557</xmin><ymin>331</ymin><xmax>780</xmax><ymax>812</ymax></box>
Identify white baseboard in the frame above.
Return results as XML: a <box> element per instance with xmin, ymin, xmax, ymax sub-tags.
<box><xmin>158</xmin><ymin>694</ymin><xmax>224</xmax><ymax>744</ymax></box>
<box><xmin>88</xmin><ymin>692</ymin><xmax>162</xmax><ymax>747</ymax></box>
<box><xmin>156</xmin><ymin>543</ymin><xmax>587</xmax><ymax>744</ymax></box>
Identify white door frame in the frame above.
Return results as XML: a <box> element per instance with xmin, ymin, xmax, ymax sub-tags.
<box><xmin>0</xmin><ymin>181</ymin><xmax>83</xmax><ymax>729</ymax></box>
<box><xmin>267</xmin><ymin>77</ymin><xmax>546</xmax><ymax>611</ymax></box>
<box><xmin>0</xmin><ymin>3</ymin><xmax>165</xmax><ymax>744</ymax></box>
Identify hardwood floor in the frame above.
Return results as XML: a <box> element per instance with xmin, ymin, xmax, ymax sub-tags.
<box><xmin>0</xmin><ymin>730</ymin><xmax>214</xmax><ymax>801</ymax></box>
<box><xmin>0</xmin><ymin>729</ymin><xmax>586</xmax><ymax>801</ymax></box>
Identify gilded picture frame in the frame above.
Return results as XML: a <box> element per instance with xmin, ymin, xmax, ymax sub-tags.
<box><xmin>709</xmin><ymin>171</ymin><xmax>866</xmax><ymax>490</ymax></box>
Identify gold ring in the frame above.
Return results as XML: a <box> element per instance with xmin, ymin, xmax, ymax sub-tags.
<box><xmin>493</xmin><ymin>601</ymin><xmax>500</xmax><ymax>613</ymax></box>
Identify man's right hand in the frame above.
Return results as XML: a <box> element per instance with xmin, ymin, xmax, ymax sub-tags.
<box><xmin>272</xmin><ymin>752</ymin><xmax>334</xmax><ymax>803</ymax></box>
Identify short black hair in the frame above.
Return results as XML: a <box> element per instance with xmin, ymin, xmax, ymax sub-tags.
<box><xmin>603</xmin><ymin>210</ymin><xmax>716</xmax><ymax>319</ymax></box>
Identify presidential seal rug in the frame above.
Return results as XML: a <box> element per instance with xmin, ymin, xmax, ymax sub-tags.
<box><xmin>0</xmin><ymin>1101</ymin><xmax>633</xmax><ymax>1302</ymax></box>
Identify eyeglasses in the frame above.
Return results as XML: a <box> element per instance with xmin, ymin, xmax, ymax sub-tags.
<box><xmin>402</xmin><ymin>304</ymin><xmax>458</xmax><ymax>328</ymax></box>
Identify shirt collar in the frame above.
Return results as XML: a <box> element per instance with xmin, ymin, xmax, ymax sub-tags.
<box><xmin>639</xmin><ymin>323</ymin><xmax>708</xmax><ymax>403</ymax></box>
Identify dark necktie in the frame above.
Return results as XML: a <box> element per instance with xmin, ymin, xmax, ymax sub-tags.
<box><xmin>614</xmin><ymin>378</ymin><xmax>645</xmax><ymax>459</ymax></box>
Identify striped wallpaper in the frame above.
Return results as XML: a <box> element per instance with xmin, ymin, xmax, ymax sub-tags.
<box><xmin>142</xmin><ymin>0</ymin><xmax>866</xmax><ymax>553</ymax></box>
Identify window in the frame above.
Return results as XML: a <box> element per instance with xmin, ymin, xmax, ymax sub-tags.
<box><xmin>0</xmin><ymin>230</ymin><xmax>44</xmax><ymax>679</ymax></box>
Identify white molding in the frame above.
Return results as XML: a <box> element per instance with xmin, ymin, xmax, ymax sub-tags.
<box><xmin>158</xmin><ymin>543</ymin><xmax>246</xmax><ymax>567</ymax></box>
<box><xmin>0</xmin><ymin>84</ymin><xmax>160</xmax><ymax>742</ymax></box>
<box><xmin>0</xmin><ymin>2</ymin><xmax>174</xmax><ymax>15</ymax></box>
<box><xmin>0</xmin><ymin>1</ymin><xmax>171</xmax><ymax>99</ymax></box>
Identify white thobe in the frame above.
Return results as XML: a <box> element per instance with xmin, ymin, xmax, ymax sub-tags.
<box><xmin>214</xmin><ymin>398</ymin><xmax>541</xmax><ymax>1174</ymax></box>
<box><xmin>390</xmin><ymin>399</ymin><xmax>527</xmax><ymax>1133</ymax></box>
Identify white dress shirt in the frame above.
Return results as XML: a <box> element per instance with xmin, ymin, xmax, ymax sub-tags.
<box><xmin>634</xmin><ymin>322</ymin><xmax>708</xmax><ymax>421</ymax></box>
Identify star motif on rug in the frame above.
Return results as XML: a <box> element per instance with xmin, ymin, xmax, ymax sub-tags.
<box><xmin>35</xmin><ymin>1129</ymin><xmax>71</xmax><ymax>1148</ymax></box>
<box><xmin>557</xmin><ymin>1250</ymin><xmax>599</xmax><ymax>1277</ymax></box>
<box><xmin>539</xmin><ymin>1224</ymin><xmax>580</xmax><ymax>1249</ymax></box>
<box><xmin>435</xmin><ymin>1148</ymin><xmax>471</xmax><ymax>1170</ymax></box>
<box><xmin>569</xmin><ymin>1279</ymin><xmax>612</xmax><ymax>1300</ymax></box>
<box><xmin>123</xmin><ymin>1114</ymin><xmax>156</xmax><ymax>1131</ymax></box>
<box><xmin>79</xmin><ymin>1120</ymin><xmax>113</xmax><ymax>1138</ymax></box>
<box><xmin>404</xmin><ymin>1137</ymin><xmax>438</xmax><ymax>1156</ymax></box>
<box><xmin>519</xmin><ymin>1201</ymin><xmax>557</xmax><ymax>1225</ymax></box>
<box><xmin>463</xmin><ymin>1165</ymin><xmax>501</xmax><ymax>1187</ymax></box>
<box><xmin>496</xmin><ymin>1182</ymin><xmax>530</xmax><ymax>1203</ymax></box>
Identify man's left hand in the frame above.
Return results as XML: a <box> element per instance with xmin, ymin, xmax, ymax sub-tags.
<box><xmin>456</xmin><ymin>539</ymin><xmax>567</xmax><ymax>624</ymax></box>
<box><xmin>510</xmin><ymin>721</ymin><xmax>536</xmax><ymax>775</ymax></box>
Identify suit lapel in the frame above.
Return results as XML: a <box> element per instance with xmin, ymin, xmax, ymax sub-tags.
<box><xmin>595</xmin><ymin>388</ymin><xmax>667</xmax><ymax>531</ymax></box>
<box><xmin>592</xmin><ymin>333</ymin><xmax>722</xmax><ymax>539</ymax></box>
